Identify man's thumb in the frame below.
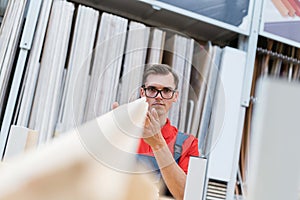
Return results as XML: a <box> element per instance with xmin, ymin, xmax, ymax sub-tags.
<box><xmin>112</xmin><ymin>102</ymin><xmax>119</xmax><ymax>110</ymax></box>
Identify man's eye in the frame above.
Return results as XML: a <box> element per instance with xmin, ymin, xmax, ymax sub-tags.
<box><xmin>147</xmin><ymin>87</ymin><xmax>157</xmax><ymax>92</ymax></box>
<box><xmin>162</xmin><ymin>88</ymin><xmax>172</xmax><ymax>93</ymax></box>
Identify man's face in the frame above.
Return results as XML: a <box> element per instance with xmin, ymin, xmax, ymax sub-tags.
<box><xmin>140</xmin><ymin>73</ymin><xmax>178</xmax><ymax>116</ymax></box>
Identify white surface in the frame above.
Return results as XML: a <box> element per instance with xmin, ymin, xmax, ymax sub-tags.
<box><xmin>247</xmin><ymin>78</ymin><xmax>300</xmax><ymax>200</ymax></box>
<box><xmin>184</xmin><ymin>157</ymin><xmax>207</xmax><ymax>200</ymax></box>
<box><xmin>0</xmin><ymin>0</ymin><xmax>41</xmax><ymax>158</ymax></box>
<box><xmin>205</xmin><ymin>47</ymin><xmax>246</xmax><ymax>200</ymax></box>
<box><xmin>17</xmin><ymin>0</ymin><xmax>53</xmax><ymax>126</ymax></box>
<box><xmin>118</xmin><ymin>21</ymin><xmax>149</xmax><ymax>104</ymax></box>
<box><xmin>198</xmin><ymin>45</ymin><xmax>222</xmax><ymax>154</ymax></box>
<box><xmin>59</xmin><ymin>5</ymin><xmax>99</xmax><ymax>132</ymax></box>
<box><xmin>32</xmin><ymin>1</ymin><xmax>74</xmax><ymax>144</ymax></box>
<box><xmin>84</xmin><ymin>12</ymin><xmax>128</xmax><ymax>121</ymax></box>
<box><xmin>3</xmin><ymin>126</ymin><xmax>29</xmax><ymax>160</ymax></box>
<box><xmin>0</xmin><ymin>50</ymin><xmax>27</xmax><ymax>158</ymax></box>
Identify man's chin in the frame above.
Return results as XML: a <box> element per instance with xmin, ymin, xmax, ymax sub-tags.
<box><xmin>150</xmin><ymin>106</ymin><xmax>165</xmax><ymax>115</ymax></box>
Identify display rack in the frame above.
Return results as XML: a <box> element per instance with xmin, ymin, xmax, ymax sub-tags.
<box><xmin>70</xmin><ymin>0</ymin><xmax>260</xmax><ymax>107</ymax></box>
<box><xmin>2</xmin><ymin>0</ymin><xmax>300</xmax><ymax>199</ymax></box>
<box><xmin>70</xmin><ymin>0</ymin><xmax>253</xmax><ymax>45</ymax></box>
<box><xmin>66</xmin><ymin>1</ymin><xmax>259</xmax><ymax>200</ymax></box>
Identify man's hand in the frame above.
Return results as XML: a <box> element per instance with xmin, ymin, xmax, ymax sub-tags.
<box><xmin>145</xmin><ymin>110</ymin><xmax>186</xmax><ymax>200</ymax></box>
<box><xmin>143</xmin><ymin>108</ymin><xmax>165</xmax><ymax>151</ymax></box>
<box><xmin>112</xmin><ymin>102</ymin><xmax>119</xmax><ymax>110</ymax></box>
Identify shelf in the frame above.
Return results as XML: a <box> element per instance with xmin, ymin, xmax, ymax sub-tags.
<box><xmin>0</xmin><ymin>0</ymin><xmax>8</xmax><ymax>16</ymax></box>
<box><xmin>0</xmin><ymin>0</ymin><xmax>8</xmax><ymax>26</ymax></box>
<box><xmin>259</xmin><ymin>31</ymin><xmax>300</xmax><ymax>49</ymax></box>
<box><xmin>69</xmin><ymin>0</ymin><xmax>251</xmax><ymax>45</ymax></box>
<box><xmin>259</xmin><ymin>0</ymin><xmax>300</xmax><ymax>49</ymax></box>
<box><xmin>154</xmin><ymin>0</ymin><xmax>252</xmax><ymax>32</ymax></box>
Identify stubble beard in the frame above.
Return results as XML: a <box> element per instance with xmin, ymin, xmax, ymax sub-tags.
<box><xmin>150</xmin><ymin>106</ymin><xmax>167</xmax><ymax>118</ymax></box>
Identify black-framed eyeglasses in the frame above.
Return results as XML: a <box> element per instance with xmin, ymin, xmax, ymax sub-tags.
<box><xmin>142</xmin><ymin>85</ymin><xmax>176</xmax><ymax>99</ymax></box>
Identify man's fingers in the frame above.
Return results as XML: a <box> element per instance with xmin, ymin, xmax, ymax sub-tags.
<box><xmin>112</xmin><ymin>102</ymin><xmax>119</xmax><ymax>110</ymax></box>
<box><xmin>145</xmin><ymin>114</ymin><xmax>150</xmax><ymax>126</ymax></box>
<box><xmin>150</xmin><ymin>108</ymin><xmax>158</xmax><ymax>120</ymax></box>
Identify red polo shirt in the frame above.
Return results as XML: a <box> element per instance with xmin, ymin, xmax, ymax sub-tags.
<box><xmin>137</xmin><ymin>119</ymin><xmax>199</xmax><ymax>174</ymax></box>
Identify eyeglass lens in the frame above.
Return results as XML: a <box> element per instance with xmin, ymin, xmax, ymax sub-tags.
<box><xmin>144</xmin><ymin>86</ymin><xmax>174</xmax><ymax>99</ymax></box>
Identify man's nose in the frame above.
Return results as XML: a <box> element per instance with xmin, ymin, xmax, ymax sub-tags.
<box><xmin>155</xmin><ymin>91</ymin><xmax>163</xmax><ymax>99</ymax></box>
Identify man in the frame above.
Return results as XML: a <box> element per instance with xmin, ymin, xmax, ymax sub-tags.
<box><xmin>114</xmin><ymin>64</ymin><xmax>199</xmax><ymax>199</ymax></box>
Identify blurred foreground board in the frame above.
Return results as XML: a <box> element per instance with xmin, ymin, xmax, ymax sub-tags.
<box><xmin>247</xmin><ymin>77</ymin><xmax>300</xmax><ymax>200</ymax></box>
<box><xmin>0</xmin><ymin>98</ymin><xmax>158</xmax><ymax>200</ymax></box>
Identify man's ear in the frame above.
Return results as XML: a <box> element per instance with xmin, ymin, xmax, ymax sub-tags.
<box><xmin>140</xmin><ymin>87</ymin><xmax>145</xmax><ymax>97</ymax></box>
<box><xmin>173</xmin><ymin>91</ymin><xmax>179</xmax><ymax>102</ymax></box>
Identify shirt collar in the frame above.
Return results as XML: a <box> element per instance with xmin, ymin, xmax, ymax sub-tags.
<box><xmin>161</xmin><ymin>118</ymin><xmax>178</xmax><ymax>141</ymax></box>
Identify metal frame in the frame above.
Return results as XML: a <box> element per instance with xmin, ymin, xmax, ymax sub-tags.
<box><xmin>0</xmin><ymin>0</ymin><xmax>42</xmax><ymax>158</ymax></box>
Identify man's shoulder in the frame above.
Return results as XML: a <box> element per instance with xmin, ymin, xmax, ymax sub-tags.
<box><xmin>175</xmin><ymin>131</ymin><xmax>198</xmax><ymax>151</ymax></box>
<box><xmin>177</xmin><ymin>131</ymin><xmax>197</xmax><ymax>141</ymax></box>
<box><xmin>177</xmin><ymin>132</ymin><xmax>199</xmax><ymax>155</ymax></box>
